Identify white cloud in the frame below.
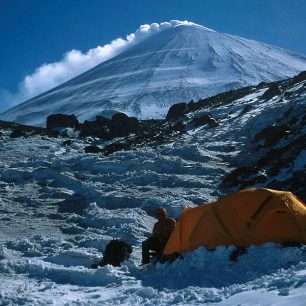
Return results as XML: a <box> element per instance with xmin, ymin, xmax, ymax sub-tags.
<box><xmin>0</xmin><ymin>20</ymin><xmax>194</xmax><ymax>113</ymax></box>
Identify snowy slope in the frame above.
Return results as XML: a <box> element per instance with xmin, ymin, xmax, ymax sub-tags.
<box><xmin>1</xmin><ymin>21</ymin><xmax>306</xmax><ymax>126</ymax></box>
<box><xmin>0</xmin><ymin>74</ymin><xmax>306</xmax><ymax>304</ymax></box>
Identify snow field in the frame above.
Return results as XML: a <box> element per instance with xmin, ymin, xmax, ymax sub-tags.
<box><xmin>1</xmin><ymin>81</ymin><xmax>306</xmax><ymax>304</ymax></box>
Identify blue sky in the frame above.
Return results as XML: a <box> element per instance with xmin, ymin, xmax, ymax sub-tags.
<box><xmin>1</xmin><ymin>0</ymin><xmax>306</xmax><ymax>112</ymax></box>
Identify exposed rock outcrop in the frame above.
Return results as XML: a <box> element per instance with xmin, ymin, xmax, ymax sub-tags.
<box><xmin>80</xmin><ymin>113</ymin><xmax>141</xmax><ymax>139</ymax></box>
<box><xmin>166</xmin><ymin>103</ymin><xmax>188</xmax><ymax>120</ymax></box>
<box><xmin>80</xmin><ymin>116</ymin><xmax>111</xmax><ymax>139</ymax></box>
<box><xmin>84</xmin><ymin>145</ymin><xmax>101</xmax><ymax>153</ymax></box>
<box><xmin>10</xmin><ymin>129</ymin><xmax>27</xmax><ymax>138</ymax></box>
<box><xmin>291</xmin><ymin>71</ymin><xmax>306</xmax><ymax>85</ymax></box>
<box><xmin>46</xmin><ymin>114</ymin><xmax>80</xmax><ymax>130</ymax></box>
<box><xmin>261</xmin><ymin>84</ymin><xmax>281</xmax><ymax>100</ymax></box>
<box><xmin>254</xmin><ymin>124</ymin><xmax>289</xmax><ymax>147</ymax></box>
<box><xmin>110</xmin><ymin>113</ymin><xmax>141</xmax><ymax>137</ymax></box>
<box><xmin>192</xmin><ymin>114</ymin><xmax>218</xmax><ymax>127</ymax></box>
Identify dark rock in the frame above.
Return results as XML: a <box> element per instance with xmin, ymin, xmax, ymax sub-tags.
<box><xmin>289</xmin><ymin>115</ymin><xmax>299</xmax><ymax>125</ymax></box>
<box><xmin>1</xmin><ymin>119</ymin><xmax>58</xmax><ymax>138</ymax></box>
<box><xmin>10</xmin><ymin>129</ymin><xmax>26</xmax><ymax>138</ymax></box>
<box><xmin>192</xmin><ymin>114</ymin><xmax>218</xmax><ymax>127</ymax></box>
<box><xmin>223</xmin><ymin>167</ymin><xmax>258</xmax><ymax>187</ymax></box>
<box><xmin>61</xmin><ymin>226</ymin><xmax>84</xmax><ymax>235</ymax></box>
<box><xmin>63</xmin><ymin>140</ymin><xmax>73</xmax><ymax>146</ymax></box>
<box><xmin>57</xmin><ymin>193</ymin><xmax>87</xmax><ymax>215</ymax></box>
<box><xmin>223</xmin><ymin>166</ymin><xmax>267</xmax><ymax>188</ymax></box>
<box><xmin>110</xmin><ymin>113</ymin><xmax>141</xmax><ymax>137</ymax></box>
<box><xmin>102</xmin><ymin>140</ymin><xmax>132</xmax><ymax>156</ymax></box>
<box><xmin>187</xmin><ymin>100</ymin><xmax>197</xmax><ymax>111</ymax></box>
<box><xmin>172</xmin><ymin>121</ymin><xmax>186</xmax><ymax>132</ymax></box>
<box><xmin>239</xmin><ymin>104</ymin><xmax>253</xmax><ymax>116</ymax></box>
<box><xmin>166</xmin><ymin>103</ymin><xmax>188</xmax><ymax>120</ymax></box>
<box><xmin>254</xmin><ymin>124</ymin><xmax>288</xmax><ymax>147</ymax></box>
<box><xmin>196</xmin><ymin>86</ymin><xmax>255</xmax><ymax>110</ymax></box>
<box><xmin>268</xmin><ymin>160</ymin><xmax>291</xmax><ymax>176</ymax></box>
<box><xmin>281</xmin><ymin>108</ymin><xmax>293</xmax><ymax>119</ymax></box>
<box><xmin>80</xmin><ymin>116</ymin><xmax>111</xmax><ymax>138</ymax></box>
<box><xmin>284</xmin><ymin>91</ymin><xmax>295</xmax><ymax>98</ymax></box>
<box><xmin>256</xmin><ymin>155</ymin><xmax>270</xmax><ymax>168</ymax></box>
<box><xmin>84</xmin><ymin>145</ymin><xmax>101</xmax><ymax>153</ymax></box>
<box><xmin>268</xmin><ymin>168</ymin><xmax>306</xmax><ymax>202</ymax></box>
<box><xmin>46</xmin><ymin>114</ymin><xmax>80</xmax><ymax>130</ymax></box>
<box><xmin>96</xmin><ymin>116</ymin><xmax>112</xmax><ymax>125</ymax></box>
<box><xmin>261</xmin><ymin>84</ymin><xmax>281</xmax><ymax>100</ymax></box>
<box><xmin>291</xmin><ymin>71</ymin><xmax>306</xmax><ymax>85</ymax></box>
<box><xmin>257</xmin><ymin>81</ymin><xmax>268</xmax><ymax>88</ymax></box>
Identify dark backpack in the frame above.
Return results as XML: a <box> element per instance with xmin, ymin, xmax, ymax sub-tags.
<box><xmin>98</xmin><ymin>239</ymin><xmax>133</xmax><ymax>267</ymax></box>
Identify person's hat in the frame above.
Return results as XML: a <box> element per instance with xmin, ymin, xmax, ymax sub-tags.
<box><xmin>156</xmin><ymin>207</ymin><xmax>166</xmax><ymax>217</ymax></box>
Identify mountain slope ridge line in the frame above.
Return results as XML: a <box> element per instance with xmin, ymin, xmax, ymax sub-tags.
<box><xmin>1</xmin><ymin>21</ymin><xmax>306</xmax><ymax>126</ymax></box>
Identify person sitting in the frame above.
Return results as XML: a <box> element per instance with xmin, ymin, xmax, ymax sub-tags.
<box><xmin>142</xmin><ymin>207</ymin><xmax>176</xmax><ymax>265</ymax></box>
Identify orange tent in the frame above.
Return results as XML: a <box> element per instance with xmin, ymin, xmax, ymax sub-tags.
<box><xmin>163</xmin><ymin>188</ymin><xmax>306</xmax><ymax>256</ymax></box>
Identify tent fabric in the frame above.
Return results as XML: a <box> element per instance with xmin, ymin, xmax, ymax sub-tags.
<box><xmin>163</xmin><ymin>188</ymin><xmax>306</xmax><ymax>256</ymax></box>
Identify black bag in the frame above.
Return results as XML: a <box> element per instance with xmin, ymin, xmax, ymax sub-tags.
<box><xmin>93</xmin><ymin>239</ymin><xmax>133</xmax><ymax>268</ymax></box>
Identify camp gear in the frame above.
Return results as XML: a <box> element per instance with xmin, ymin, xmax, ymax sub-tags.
<box><xmin>163</xmin><ymin>188</ymin><xmax>306</xmax><ymax>256</ymax></box>
<box><xmin>92</xmin><ymin>239</ymin><xmax>133</xmax><ymax>268</ymax></box>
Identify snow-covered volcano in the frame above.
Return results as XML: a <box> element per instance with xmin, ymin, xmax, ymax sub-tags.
<box><xmin>2</xmin><ymin>21</ymin><xmax>306</xmax><ymax>126</ymax></box>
